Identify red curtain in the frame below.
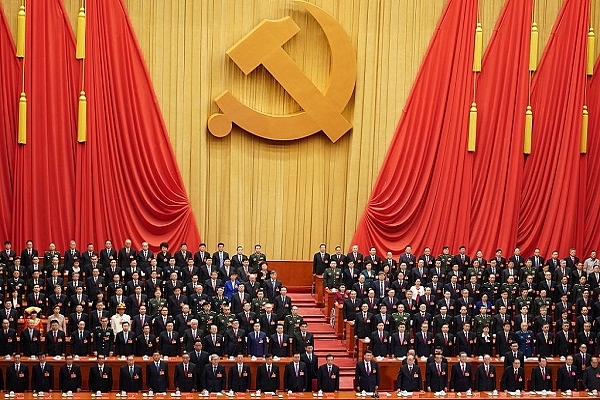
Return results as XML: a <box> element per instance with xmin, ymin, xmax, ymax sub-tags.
<box><xmin>75</xmin><ymin>0</ymin><xmax>200</xmax><ymax>249</ymax></box>
<box><xmin>351</xmin><ymin>0</ymin><xmax>477</xmax><ymax>254</ymax></box>
<box><xmin>516</xmin><ymin>0</ymin><xmax>588</xmax><ymax>256</ymax></box>
<box><xmin>10</xmin><ymin>0</ymin><xmax>79</xmax><ymax>250</ymax></box>
<box><xmin>469</xmin><ymin>0</ymin><xmax>532</xmax><ymax>254</ymax></box>
<box><xmin>0</xmin><ymin>4</ymin><xmax>18</xmax><ymax>242</ymax></box>
<box><xmin>585</xmin><ymin>57</ymin><xmax>600</xmax><ymax>250</ymax></box>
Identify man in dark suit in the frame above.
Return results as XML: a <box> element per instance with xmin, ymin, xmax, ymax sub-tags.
<box><xmin>58</xmin><ymin>355</ymin><xmax>82</xmax><ymax>393</ymax></box>
<box><xmin>317</xmin><ymin>354</ymin><xmax>340</xmax><ymax>392</ymax></box>
<box><xmin>456</xmin><ymin>323</ymin><xmax>475</xmax><ymax>356</ymax></box>
<box><xmin>20</xmin><ymin>240</ymin><xmax>38</xmax><ymax>269</ymax></box>
<box><xmin>115</xmin><ymin>322</ymin><xmax>136</xmax><ymax>356</ymax></box>
<box><xmin>263</xmin><ymin>271</ymin><xmax>283</xmax><ymax>301</ymax></box>
<box><xmin>293</xmin><ymin>323</ymin><xmax>314</xmax><ymax>354</ymax></box>
<box><xmin>212</xmin><ymin>243</ymin><xmax>229</xmax><ymax>270</ymax></box>
<box><xmin>347</xmin><ymin>245</ymin><xmax>364</xmax><ymax>270</ymax></box>
<box><xmin>45</xmin><ymin>320</ymin><xmax>66</xmax><ymax>356</ymax></box>
<box><xmin>583</xmin><ymin>356</ymin><xmax>600</xmax><ymax>391</ymax></box>
<box><xmin>20</xmin><ymin>319</ymin><xmax>41</xmax><ymax>356</ymax></box>
<box><xmin>247</xmin><ymin>323</ymin><xmax>268</xmax><ymax>358</ymax></box>
<box><xmin>120</xmin><ymin>356</ymin><xmax>143</xmax><ymax>392</ymax></box>
<box><xmin>136</xmin><ymin>325</ymin><xmax>157</xmax><ymax>356</ymax></box>
<box><xmin>147</xmin><ymin>352</ymin><xmax>170</xmax><ymax>392</ymax></box>
<box><xmin>426</xmin><ymin>353</ymin><xmax>448</xmax><ymax>392</ymax></box>
<box><xmin>574</xmin><ymin>344</ymin><xmax>593</xmax><ymax>379</ymax></box>
<box><xmin>531</xmin><ymin>357</ymin><xmax>552</xmax><ymax>392</ymax></box>
<box><xmin>269</xmin><ymin>324</ymin><xmax>291</xmax><ymax>358</ymax></box>
<box><xmin>450</xmin><ymin>352</ymin><xmax>473</xmax><ymax>392</ymax></box>
<box><xmin>224</xmin><ymin>320</ymin><xmax>245</xmax><ymax>357</ymax></box>
<box><xmin>396</xmin><ymin>354</ymin><xmax>422</xmax><ymax>392</ymax></box>
<box><xmin>554</xmin><ymin>322</ymin><xmax>575</xmax><ymax>357</ymax></box>
<box><xmin>31</xmin><ymin>353</ymin><xmax>54</xmax><ymax>392</ymax></box>
<box><xmin>88</xmin><ymin>354</ymin><xmax>113</xmax><ymax>393</ymax></box>
<box><xmin>503</xmin><ymin>343</ymin><xmax>525</xmax><ymax>370</ymax></box>
<box><xmin>193</xmin><ymin>243</ymin><xmax>211</xmax><ymax>269</ymax></box>
<box><xmin>136</xmin><ymin>241</ymin><xmax>154</xmax><ymax>272</ymax></box>
<box><xmin>118</xmin><ymin>239</ymin><xmax>137</xmax><ymax>270</ymax></box>
<box><xmin>355</xmin><ymin>351</ymin><xmax>379</xmax><ymax>393</ymax></box>
<box><xmin>228</xmin><ymin>354</ymin><xmax>251</xmax><ymax>393</ymax></box>
<box><xmin>354</xmin><ymin>303</ymin><xmax>374</xmax><ymax>339</ymax></box>
<box><xmin>370</xmin><ymin>322</ymin><xmax>391</xmax><ymax>357</ymax></box>
<box><xmin>535</xmin><ymin>323</ymin><xmax>554</xmax><ymax>357</ymax></box>
<box><xmin>203</xmin><ymin>325</ymin><xmax>224</xmax><ymax>357</ymax></box>
<box><xmin>70</xmin><ymin>320</ymin><xmax>92</xmax><ymax>356</ymax></box>
<box><xmin>0</xmin><ymin>241</ymin><xmax>17</xmax><ymax>268</ymax></box>
<box><xmin>158</xmin><ymin>322</ymin><xmax>181</xmax><ymax>357</ymax></box>
<box><xmin>300</xmin><ymin>345</ymin><xmax>318</xmax><ymax>391</ymax></box>
<box><xmin>474</xmin><ymin>354</ymin><xmax>496</xmax><ymax>391</ymax></box>
<box><xmin>202</xmin><ymin>354</ymin><xmax>226</xmax><ymax>393</ymax></box>
<box><xmin>6</xmin><ymin>355</ymin><xmax>28</xmax><ymax>392</ymax></box>
<box><xmin>557</xmin><ymin>356</ymin><xmax>578</xmax><ymax>391</ymax></box>
<box><xmin>0</xmin><ymin>319</ymin><xmax>18</xmax><ymax>356</ymax></box>
<box><xmin>284</xmin><ymin>353</ymin><xmax>308</xmax><ymax>392</ymax></box>
<box><xmin>174</xmin><ymin>353</ymin><xmax>197</xmax><ymax>392</ymax></box>
<box><xmin>256</xmin><ymin>354</ymin><xmax>280</xmax><ymax>392</ymax></box>
<box><xmin>414</xmin><ymin>323</ymin><xmax>433</xmax><ymax>357</ymax></box>
<box><xmin>313</xmin><ymin>244</ymin><xmax>330</xmax><ymax>275</ymax></box>
<box><xmin>501</xmin><ymin>359</ymin><xmax>525</xmax><ymax>392</ymax></box>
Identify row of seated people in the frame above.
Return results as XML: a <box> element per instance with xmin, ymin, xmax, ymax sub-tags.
<box><xmin>0</xmin><ymin>351</ymin><xmax>337</xmax><ymax>394</ymax></box>
<box><xmin>389</xmin><ymin>351</ymin><xmax>600</xmax><ymax>393</ymax></box>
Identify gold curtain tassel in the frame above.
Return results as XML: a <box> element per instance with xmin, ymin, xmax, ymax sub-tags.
<box><xmin>581</xmin><ymin>105</ymin><xmax>589</xmax><ymax>153</ymax></box>
<box><xmin>587</xmin><ymin>28</ymin><xmax>595</xmax><ymax>76</ymax></box>
<box><xmin>529</xmin><ymin>22</ymin><xmax>539</xmax><ymax>72</ymax></box>
<box><xmin>524</xmin><ymin>105</ymin><xmax>533</xmax><ymax>154</ymax></box>
<box><xmin>76</xmin><ymin>6</ymin><xmax>86</xmax><ymax>59</ymax></box>
<box><xmin>18</xmin><ymin>92</ymin><xmax>27</xmax><ymax>144</ymax></box>
<box><xmin>473</xmin><ymin>22</ymin><xmax>483</xmax><ymax>72</ymax></box>
<box><xmin>78</xmin><ymin>91</ymin><xmax>87</xmax><ymax>142</ymax></box>
<box><xmin>16</xmin><ymin>4</ymin><xmax>25</xmax><ymax>58</ymax></box>
<box><xmin>468</xmin><ymin>103</ymin><xmax>477</xmax><ymax>152</ymax></box>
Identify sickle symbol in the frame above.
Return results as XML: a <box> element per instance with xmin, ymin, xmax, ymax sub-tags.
<box><xmin>208</xmin><ymin>1</ymin><xmax>356</xmax><ymax>142</ymax></box>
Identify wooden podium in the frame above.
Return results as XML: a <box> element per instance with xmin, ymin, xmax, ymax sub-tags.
<box><xmin>323</xmin><ymin>288</ymin><xmax>336</xmax><ymax>317</ymax></box>
<box><xmin>314</xmin><ymin>274</ymin><xmax>324</xmax><ymax>307</ymax></box>
<box><xmin>333</xmin><ymin>304</ymin><xmax>344</xmax><ymax>339</ymax></box>
<box><xmin>345</xmin><ymin>320</ymin><xmax>356</xmax><ymax>356</ymax></box>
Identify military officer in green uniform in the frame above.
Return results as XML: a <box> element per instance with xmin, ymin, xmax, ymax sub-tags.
<box><xmin>533</xmin><ymin>289</ymin><xmax>553</xmax><ymax>316</ymax></box>
<box><xmin>466</xmin><ymin>260</ymin><xmax>485</xmax><ymax>284</ymax></box>
<box><xmin>323</xmin><ymin>261</ymin><xmax>343</xmax><ymax>289</ymax></box>
<box><xmin>438</xmin><ymin>246</ymin><xmax>454</xmax><ymax>274</ymax></box>
<box><xmin>518</xmin><ymin>259</ymin><xmax>536</xmax><ymax>284</ymax></box>
<box><xmin>573</xmin><ymin>277</ymin><xmax>591</xmax><ymax>302</ymax></box>
<box><xmin>500</xmin><ymin>275</ymin><xmax>519</xmax><ymax>302</ymax></box>
<box><xmin>473</xmin><ymin>305</ymin><xmax>492</xmax><ymax>335</ymax></box>
<box><xmin>216</xmin><ymin>305</ymin><xmax>237</xmax><ymax>335</ymax></box>
<box><xmin>198</xmin><ymin>302</ymin><xmax>217</xmax><ymax>333</ymax></box>
<box><xmin>44</xmin><ymin>243</ymin><xmax>62</xmax><ymax>269</ymax></box>
<box><xmin>515</xmin><ymin>289</ymin><xmax>533</xmax><ymax>313</ymax></box>
<box><xmin>148</xmin><ymin>288</ymin><xmax>168</xmax><ymax>317</ymax></box>
<box><xmin>93</xmin><ymin>316</ymin><xmax>114</xmax><ymax>357</ymax></box>
<box><xmin>283</xmin><ymin>305</ymin><xmax>304</xmax><ymax>336</ymax></box>
<box><xmin>252</xmin><ymin>291</ymin><xmax>269</xmax><ymax>315</ymax></box>
<box><xmin>391</xmin><ymin>303</ymin><xmax>411</xmax><ymax>331</ymax></box>
<box><xmin>249</xmin><ymin>244</ymin><xmax>267</xmax><ymax>272</ymax></box>
<box><xmin>481</xmin><ymin>274</ymin><xmax>500</xmax><ymax>303</ymax></box>
<box><xmin>211</xmin><ymin>287</ymin><xmax>230</xmax><ymax>313</ymax></box>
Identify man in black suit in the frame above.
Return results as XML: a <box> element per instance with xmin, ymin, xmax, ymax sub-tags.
<box><xmin>224</xmin><ymin>320</ymin><xmax>245</xmax><ymax>357</ymax></box>
<box><xmin>20</xmin><ymin>240</ymin><xmax>38</xmax><ymax>269</ymax></box>
<box><xmin>474</xmin><ymin>354</ymin><xmax>496</xmax><ymax>391</ymax></box>
<box><xmin>535</xmin><ymin>323</ymin><xmax>554</xmax><ymax>357</ymax></box>
<box><xmin>456</xmin><ymin>323</ymin><xmax>475</xmax><ymax>356</ymax></box>
<box><xmin>70</xmin><ymin>320</ymin><xmax>92</xmax><ymax>356</ymax></box>
<box><xmin>31</xmin><ymin>353</ymin><xmax>54</xmax><ymax>392</ymax></box>
<box><xmin>354</xmin><ymin>303</ymin><xmax>374</xmax><ymax>339</ymax></box>
<box><xmin>313</xmin><ymin>244</ymin><xmax>330</xmax><ymax>275</ymax></box>
<box><xmin>0</xmin><ymin>319</ymin><xmax>18</xmax><ymax>356</ymax></box>
<box><xmin>136</xmin><ymin>241</ymin><xmax>154</xmax><ymax>272</ymax></box>
<box><xmin>58</xmin><ymin>355</ymin><xmax>82</xmax><ymax>393</ymax></box>
<box><xmin>20</xmin><ymin>319</ymin><xmax>41</xmax><ymax>356</ymax></box>
<box><xmin>6</xmin><ymin>354</ymin><xmax>28</xmax><ymax>392</ymax></box>
<box><xmin>120</xmin><ymin>356</ymin><xmax>143</xmax><ymax>392</ymax></box>
<box><xmin>193</xmin><ymin>243</ymin><xmax>211</xmax><ymax>269</ymax></box>
<box><xmin>284</xmin><ymin>353</ymin><xmax>308</xmax><ymax>392</ymax></box>
<box><xmin>370</xmin><ymin>322</ymin><xmax>391</xmax><ymax>357</ymax></box>
<box><xmin>396</xmin><ymin>354</ymin><xmax>422</xmax><ymax>392</ymax></box>
<box><xmin>256</xmin><ymin>354</ymin><xmax>280</xmax><ymax>392</ymax></box>
<box><xmin>501</xmin><ymin>358</ymin><xmax>525</xmax><ymax>392</ymax></box>
<box><xmin>159</xmin><ymin>322</ymin><xmax>181</xmax><ymax>356</ymax></box>
<box><xmin>300</xmin><ymin>345</ymin><xmax>318</xmax><ymax>391</ymax></box>
<box><xmin>212</xmin><ymin>243</ymin><xmax>229</xmax><ymax>270</ymax></box>
<box><xmin>574</xmin><ymin>344</ymin><xmax>593</xmax><ymax>379</ymax></box>
<box><xmin>317</xmin><ymin>354</ymin><xmax>340</xmax><ymax>392</ymax></box>
<box><xmin>202</xmin><ymin>354</ymin><xmax>226</xmax><ymax>393</ymax></box>
<box><xmin>46</xmin><ymin>320</ymin><xmax>66</xmax><ymax>356</ymax></box>
<box><xmin>203</xmin><ymin>325</ymin><xmax>224</xmax><ymax>357</ymax></box>
<box><xmin>0</xmin><ymin>241</ymin><xmax>17</xmax><ymax>268</ymax></box>
<box><xmin>263</xmin><ymin>271</ymin><xmax>283</xmax><ymax>301</ymax></box>
<box><xmin>557</xmin><ymin>356</ymin><xmax>578</xmax><ymax>391</ymax></box>
<box><xmin>531</xmin><ymin>357</ymin><xmax>552</xmax><ymax>391</ymax></box>
<box><xmin>426</xmin><ymin>353</ymin><xmax>448</xmax><ymax>392</ymax></box>
<box><xmin>115</xmin><ymin>321</ymin><xmax>136</xmax><ymax>356</ymax></box>
<box><xmin>88</xmin><ymin>354</ymin><xmax>113</xmax><ymax>393</ymax></box>
<box><xmin>450</xmin><ymin>352</ymin><xmax>473</xmax><ymax>392</ymax></box>
<box><xmin>227</xmin><ymin>354</ymin><xmax>251</xmax><ymax>393</ymax></box>
<box><xmin>554</xmin><ymin>322</ymin><xmax>575</xmax><ymax>357</ymax></box>
<box><xmin>355</xmin><ymin>350</ymin><xmax>379</xmax><ymax>393</ymax></box>
<box><xmin>293</xmin><ymin>323</ymin><xmax>314</xmax><ymax>354</ymax></box>
<box><xmin>414</xmin><ymin>322</ymin><xmax>433</xmax><ymax>357</ymax></box>
<box><xmin>147</xmin><ymin>351</ymin><xmax>170</xmax><ymax>392</ymax></box>
<box><xmin>583</xmin><ymin>356</ymin><xmax>600</xmax><ymax>391</ymax></box>
<box><xmin>174</xmin><ymin>353</ymin><xmax>197</xmax><ymax>392</ymax></box>
<box><xmin>503</xmin><ymin>342</ymin><xmax>525</xmax><ymax>370</ymax></box>
<box><xmin>347</xmin><ymin>245</ymin><xmax>364</xmax><ymax>270</ymax></box>
<box><xmin>136</xmin><ymin>325</ymin><xmax>157</xmax><ymax>356</ymax></box>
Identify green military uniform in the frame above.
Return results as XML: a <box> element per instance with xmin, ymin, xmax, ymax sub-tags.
<box><xmin>93</xmin><ymin>326</ymin><xmax>114</xmax><ymax>356</ymax></box>
<box><xmin>249</xmin><ymin>252</ymin><xmax>267</xmax><ymax>271</ymax></box>
<box><xmin>500</xmin><ymin>283</ymin><xmax>519</xmax><ymax>302</ymax></box>
<box><xmin>44</xmin><ymin>250</ymin><xmax>62</xmax><ymax>269</ymax></box>
<box><xmin>515</xmin><ymin>296</ymin><xmax>533</xmax><ymax>313</ymax></box>
<box><xmin>466</xmin><ymin>267</ymin><xmax>485</xmax><ymax>284</ymax></box>
<box><xmin>391</xmin><ymin>312</ymin><xmax>411</xmax><ymax>331</ymax></box>
<box><xmin>519</xmin><ymin>267</ymin><xmax>536</xmax><ymax>283</ymax></box>
<box><xmin>211</xmin><ymin>296</ymin><xmax>229</xmax><ymax>313</ymax></box>
<box><xmin>481</xmin><ymin>281</ymin><xmax>500</xmax><ymax>303</ymax></box>
<box><xmin>252</xmin><ymin>297</ymin><xmax>268</xmax><ymax>315</ymax></box>
<box><xmin>148</xmin><ymin>298</ymin><xmax>168</xmax><ymax>317</ymax></box>
<box><xmin>473</xmin><ymin>314</ymin><xmax>491</xmax><ymax>335</ymax></box>
<box><xmin>438</xmin><ymin>254</ymin><xmax>454</xmax><ymax>274</ymax></box>
<box><xmin>198</xmin><ymin>310</ymin><xmax>217</xmax><ymax>332</ymax></box>
<box><xmin>283</xmin><ymin>314</ymin><xmax>304</xmax><ymax>336</ymax></box>
<box><xmin>573</xmin><ymin>283</ymin><xmax>591</xmax><ymax>302</ymax></box>
<box><xmin>322</xmin><ymin>267</ymin><xmax>343</xmax><ymax>289</ymax></box>
<box><xmin>533</xmin><ymin>296</ymin><xmax>553</xmax><ymax>315</ymax></box>
<box><xmin>216</xmin><ymin>313</ymin><xmax>237</xmax><ymax>335</ymax></box>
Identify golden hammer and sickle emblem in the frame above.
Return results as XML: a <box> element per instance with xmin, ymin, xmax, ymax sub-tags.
<box><xmin>208</xmin><ymin>1</ymin><xmax>356</xmax><ymax>142</ymax></box>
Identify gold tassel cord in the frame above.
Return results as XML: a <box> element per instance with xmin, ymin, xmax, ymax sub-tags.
<box><xmin>588</xmin><ymin>28</ymin><xmax>595</xmax><ymax>76</ymax></box>
<box><xmin>529</xmin><ymin>22</ymin><xmax>539</xmax><ymax>72</ymax></box>
<box><xmin>16</xmin><ymin>3</ymin><xmax>25</xmax><ymax>58</ymax></box>
<box><xmin>524</xmin><ymin>106</ymin><xmax>533</xmax><ymax>154</ymax></box>
<box><xmin>468</xmin><ymin>103</ymin><xmax>477</xmax><ymax>152</ymax></box>
<box><xmin>18</xmin><ymin>92</ymin><xmax>27</xmax><ymax>144</ymax></box>
<box><xmin>473</xmin><ymin>22</ymin><xmax>482</xmax><ymax>72</ymax></box>
<box><xmin>78</xmin><ymin>91</ymin><xmax>87</xmax><ymax>143</ymax></box>
<box><xmin>76</xmin><ymin>1</ymin><xmax>86</xmax><ymax>60</ymax></box>
<box><xmin>581</xmin><ymin>105</ymin><xmax>589</xmax><ymax>154</ymax></box>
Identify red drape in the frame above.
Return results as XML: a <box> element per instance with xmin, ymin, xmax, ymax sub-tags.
<box><xmin>10</xmin><ymin>0</ymin><xmax>79</xmax><ymax>250</ymax></box>
<box><xmin>469</xmin><ymin>0</ymin><xmax>531</xmax><ymax>254</ymax></box>
<box><xmin>516</xmin><ymin>0</ymin><xmax>588</xmax><ymax>256</ymax></box>
<box><xmin>585</xmin><ymin>58</ymin><xmax>600</xmax><ymax>250</ymax></box>
<box><xmin>351</xmin><ymin>0</ymin><xmax>477</xmax><ymax>254</ymax></box>
<box><xmin>75</xmin><ymin>0</ymin><xmax>200</xmax><ymax>249</ymax></box>
<box><xmin>0</xmin><ymin>4</ymin><xmax>18</xmax><ymax>241</ymax></box>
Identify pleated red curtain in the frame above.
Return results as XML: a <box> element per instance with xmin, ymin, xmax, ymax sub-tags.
<box><xmin>0</xmin><ymin>4</ymin><xmax>18</xmax><ymax>242</ymax></box>
<box><xmin>75</xmin><ymin>0</ymin><xmax>200</xmax><ymax>249</ymax></box>
<box><xmin>10</xmin><ymin>0</ymin><xmax>79</xmax><ymax>250</ymax></box>
<box><xmin>584</xmin><ymin>54</ymin><xmax>600</xmax><ymax>250</ymax></box>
